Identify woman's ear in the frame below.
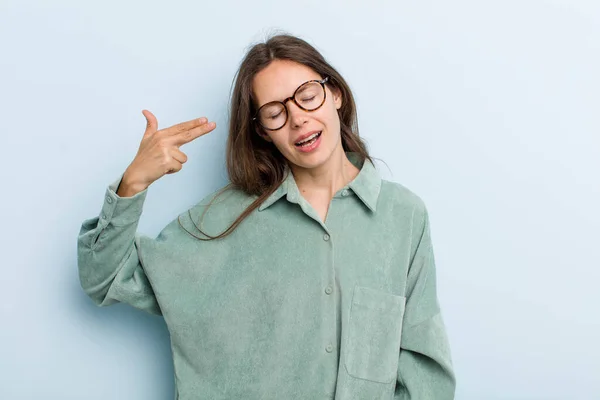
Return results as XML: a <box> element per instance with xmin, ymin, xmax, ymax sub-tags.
<box><xmin>331</xmin><ymin>86</ymin><xmax>343</xmax><ymax>110</ymax></box>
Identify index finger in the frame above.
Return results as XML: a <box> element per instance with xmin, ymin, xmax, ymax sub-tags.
<box><xmin>171</xmin><ymin>121</ymin><xmax>217</xmax><ymax>146</ymax></box>
<box><xmin>163</xmin><ymin>117</ymin><xmax>208</xmax><ymax>136</ymax></box>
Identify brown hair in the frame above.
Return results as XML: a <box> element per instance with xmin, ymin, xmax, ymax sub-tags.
<box><xmin>179</xmin><ymin>33</ymin><xmax>373</xmax><ymax>240</ymax></box>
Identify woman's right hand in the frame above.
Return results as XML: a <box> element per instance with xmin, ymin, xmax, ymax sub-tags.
<box><xmin>117</xmin><ymin>110</ymin><xmax>217</xmax><ymax>197</ymax></box>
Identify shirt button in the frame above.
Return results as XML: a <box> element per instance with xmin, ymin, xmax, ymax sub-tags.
<box><xmin>325</xmin><ymin>344</ymin><xmax>333</xmax><ymax>353</ymax></box>
<box><xmin>325</xmin><ymin>286</ymin><xmax>333</xmax><ymax>295</ymax></box>
<box><xmin>100</xmin><ymin>213</ymin><xmax>106</xmax><ymax>220</ymax></box>
<box><xmin>323</xmin><ymin>234</ymin><xmax>330</xmax><ymax>241</ymax></box>
<box><xmin>341</xmin><ymin>189</ymin><xmax>349</xmax><ymax>197</ymax></box>
<box><xmin>106</xmin><ymin>196</ymin><xmax>113</xmax><ymax>204</ymax></box>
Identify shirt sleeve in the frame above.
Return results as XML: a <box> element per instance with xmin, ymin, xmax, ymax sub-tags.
<box><xmin>76</xmin><ymin>174</ymin><xmax>162</xmax><ymax>316</ymax></box>
<box><xmin>394</xmin><ymin>202</ymin><xmax>456</xmax><ymax>399</ymax></box>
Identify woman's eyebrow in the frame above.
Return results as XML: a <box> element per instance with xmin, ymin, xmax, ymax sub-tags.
<box><xmin>268</xmin><ymin>79</ymin><xmax>314</xmax><ymax>103</ymax></box>
<box><xmin>273</xmin><ymin>88</ymin><xmax>295</xmax><ymax>103</ymax></box>
<box><xmin>260</xmin><ymin>93</ymin><xmax>289</xmax><ymax>107</ymax></box>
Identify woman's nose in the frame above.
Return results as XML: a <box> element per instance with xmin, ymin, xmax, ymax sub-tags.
<box><xmin>286</xmin><ymin>100</ymin><xmax>309</xmax><ymax>128</ymax></box>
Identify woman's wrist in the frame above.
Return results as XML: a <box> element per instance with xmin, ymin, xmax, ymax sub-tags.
<box><xmin>116</xmin><ymin>170</ymin><xmax>149</xmax><ymax>198</ymax></box>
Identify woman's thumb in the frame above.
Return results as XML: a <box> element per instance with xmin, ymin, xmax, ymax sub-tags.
<box><xmin>142</xmin><ymin>109</ymin><xmax>158</xmax><ymax>136</ymax></box>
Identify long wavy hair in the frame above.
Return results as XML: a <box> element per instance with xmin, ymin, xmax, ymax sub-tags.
<box><xmin>179</xmin><ymin>33</ymin><xmax>373</xmax><ymax>240</ymax></box>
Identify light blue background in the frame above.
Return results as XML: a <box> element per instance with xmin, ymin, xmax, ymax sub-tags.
<box><xmin>1</xmin><ymin>0</ymin><xmax>599</xmax><ymax>399</ymax></box>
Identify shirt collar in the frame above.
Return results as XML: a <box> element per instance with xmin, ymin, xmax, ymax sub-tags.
<box><xmin>258</xmin><ymin>151</ymin><xmax>382</xmax><ymax>212</ymax></box>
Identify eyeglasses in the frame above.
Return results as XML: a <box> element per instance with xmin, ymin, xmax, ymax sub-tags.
<box><xmin>252</xmin><ymin>76</ymin><xmax>329</xmax><ymax>131</ymax></box>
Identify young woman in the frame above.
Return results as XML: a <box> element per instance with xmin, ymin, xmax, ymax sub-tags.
<box><xmin>77</xmin><ymin>34</ymin><xmax>455</xmax><ymax>399</ymax></box>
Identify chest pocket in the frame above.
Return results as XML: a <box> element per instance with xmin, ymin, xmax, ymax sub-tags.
<box><xmin>344</xmin><ymin>285</ymin><xmax>406</xmax><ymax>384</ymax></box>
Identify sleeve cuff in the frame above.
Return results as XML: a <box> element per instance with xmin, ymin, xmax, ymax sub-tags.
<box><xmin>99</xmin><ymin>174</ymin><xmax>149</xmax><ymax>226</ymax></box>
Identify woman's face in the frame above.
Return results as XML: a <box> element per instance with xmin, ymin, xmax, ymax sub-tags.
<box><xmin>252</xmin><ymin>59</ymin><xmax>343</xmax><ymax>170</ymax></box>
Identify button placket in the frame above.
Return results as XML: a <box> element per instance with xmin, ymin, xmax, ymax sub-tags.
<box><xmin>321</xmin><ymin>232</ymin><xmax>335</xmax><ymax>361</ymax></box>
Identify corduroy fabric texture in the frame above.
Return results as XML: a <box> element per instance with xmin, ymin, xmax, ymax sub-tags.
<box><xmin>77</xmin><ymin>152</ymin><xmax>455</xmax><ymax>399</ymax></box>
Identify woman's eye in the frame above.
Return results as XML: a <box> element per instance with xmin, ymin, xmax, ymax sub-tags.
<box><xmin>301</xmin><ymin>96</ymin><xmax>316</xmax><ymax>102</ymax></box>
<box><xmin>268</xmin><ymin>112</ymin><xmax>282</xmax><ymax>119</ymax></box>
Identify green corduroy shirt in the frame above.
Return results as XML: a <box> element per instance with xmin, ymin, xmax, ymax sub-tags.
<box><xmin>77</xmin><ymin>152</ymin><xmax>455</xmax><ymax>400</ymax></box>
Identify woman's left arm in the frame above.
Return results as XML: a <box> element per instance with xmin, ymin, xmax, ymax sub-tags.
<box><xmin>394</xmin><ymin>202</ymin><xmax>456</xmax><ymax>400</ymax></box>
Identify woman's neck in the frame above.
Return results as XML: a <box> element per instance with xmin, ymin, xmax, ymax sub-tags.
<box><xmin>290</xmin><ymin>147</ymin><xmax>360</xmax><ymax>198</ymax></box>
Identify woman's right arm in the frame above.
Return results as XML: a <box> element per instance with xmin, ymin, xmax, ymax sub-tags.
<box><xmin>76</xmin><ymin>110</ymin><xmax>217</xmax><ymax>315</ymax></box>
<box><xmin>77</xmin><ymin>175</ymin><xmax>162</xmax><ymax>315</ymax></box>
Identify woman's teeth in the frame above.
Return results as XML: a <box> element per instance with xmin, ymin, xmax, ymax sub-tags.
<box><xmin>295</xmin><ymin>131</ymin><xmax>321</xmax><ymax>147</ymax></box>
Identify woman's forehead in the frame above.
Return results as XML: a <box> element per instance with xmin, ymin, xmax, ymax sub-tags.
<box><xmin>253</xmin><ymin>60</ymin><xmax>321</xmax><ymax>104</ymax></box>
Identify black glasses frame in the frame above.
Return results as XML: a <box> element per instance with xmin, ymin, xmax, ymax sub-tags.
<box><xmin>252</xmin><ymin>76</ymin><xmax>330</xmax><ymax>131</ymax></box>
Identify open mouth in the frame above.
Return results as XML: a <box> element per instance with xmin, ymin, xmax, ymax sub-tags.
<box><xmin>295</xmin><ymin>131</ymin><xmax>322</xmax><ymax>147</ymax></box>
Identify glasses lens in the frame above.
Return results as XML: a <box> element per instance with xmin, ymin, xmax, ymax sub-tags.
<box><xmin>294</xmin><ymin>82</ymin><xmax>325</xmax><ymax>111</ymax></box>
<box><xmin>256</xmin><ymin>81</ymin><xmax>325</xmax><ymax>130</ymax></box>
<box><xmin>258</xmin><ymin>102</ymin><xmax>287</xmax><ymax>130</ymax></box>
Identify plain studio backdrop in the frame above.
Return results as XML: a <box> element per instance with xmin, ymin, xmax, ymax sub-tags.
<box><xmin>1</xmin><ymin>0</ymin><xmax>598</xmax><ymax>399</ymax></box>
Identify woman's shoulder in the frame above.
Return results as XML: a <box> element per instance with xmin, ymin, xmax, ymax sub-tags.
<box><xmin>377</xmin><ymin>179</ymin><xmax>432</xmax><ymax>239</ymax></box>
<box><xmin>193</xmin><ymin>184</ymin><xmax>256</xmax><ymax>213</ymax></box>
<box><xmin>379</xmin><ymin>179</ymin><xmax>428</xmax><ymax>216</ymax></box>
<box><xmin>173</xmin><ymin>184</ymin><xmax>258</xmax><ymax>237</ymax></box>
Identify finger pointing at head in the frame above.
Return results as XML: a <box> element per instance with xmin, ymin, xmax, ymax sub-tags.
<box><xmin>172</xmin><ymin>120</ymin><xmax>217</xmax><ymax>146</ymax></box>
